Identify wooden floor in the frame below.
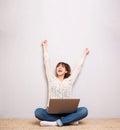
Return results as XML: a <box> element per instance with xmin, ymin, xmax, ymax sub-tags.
<box><xmin>0</xmin><ymin>118</ymin><xmax>120</xmax><ymax>130</ymax></box>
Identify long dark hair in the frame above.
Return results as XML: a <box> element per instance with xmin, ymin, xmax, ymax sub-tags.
<box><xmin>56</xmin><ymin>62</ymin><xmax>71</xmax><ymax>79</ymax></box>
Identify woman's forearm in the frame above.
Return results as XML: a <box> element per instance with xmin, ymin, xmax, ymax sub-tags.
<box><xmin>80</xmin><ymin>48</ymin><xmax>89</xmax><ymax>65</ymax></box>
<box><xmin>42</xmin><ymin>45</ymin><xmax>48</xmax><ymax>56</ymax></box>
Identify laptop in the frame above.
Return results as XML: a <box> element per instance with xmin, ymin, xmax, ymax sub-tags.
<box><xmin>47</xmin><ymin>99</ymin><xmax>80</xmax><ymax>114</ymax></box>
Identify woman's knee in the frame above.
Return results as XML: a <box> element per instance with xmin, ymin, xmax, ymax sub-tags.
<box><xmin>34</xmin><ymin>108</ymin><xmax>46</xmax><ymax>119</ymax></box>
<box><xmin>83</xmin><ymin>107</ymin><xmax>88</xmax><ymax>117</ymax></box>
<box><xmin>78</xmin><ymin>107</ymin><xmax>88</xmax><ymax>117</ymax></box>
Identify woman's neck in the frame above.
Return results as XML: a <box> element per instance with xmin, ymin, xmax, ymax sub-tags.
<box><xmin>57</xmin><ymin>75</ymin><xmax>64</xmax><ymax>81</ymax></box>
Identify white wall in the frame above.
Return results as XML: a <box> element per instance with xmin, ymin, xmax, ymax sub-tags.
<box><xmin>0</xmin><ymin>0</ymin><xmax>120</xmax><ymax>118</ymax></box>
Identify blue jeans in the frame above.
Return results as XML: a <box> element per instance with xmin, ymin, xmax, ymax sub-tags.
<box><xmin>34</xmin><ymin>107</ymin><xmax>88</xmax><ymax>126</ymax></box>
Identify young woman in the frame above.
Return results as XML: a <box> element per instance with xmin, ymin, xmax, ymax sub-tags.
<box><xmin>35</xmin><ymin>40</ymin><xmax>89</xmax><ymax>126</ymax></box>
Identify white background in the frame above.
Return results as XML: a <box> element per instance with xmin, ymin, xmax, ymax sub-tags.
<box><xmin>0</xmin><ymin>0</ymin><xmax>120</xmax><ymax>118</ymax></box>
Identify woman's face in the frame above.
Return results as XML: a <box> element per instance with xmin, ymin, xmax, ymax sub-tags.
<box><xmin>56</xmin><ymin>64</ymin><xmax>67</xmax><ymax>77</ymax></box>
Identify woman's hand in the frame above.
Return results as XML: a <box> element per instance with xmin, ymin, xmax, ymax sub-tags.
<box><xmin>42</xmin><ymin>40</ymin><xmax>48</xmax><ymax>46</ymax></box>
<box><xmin>84</xmin><ymin>48</ymin><xmax>89</xmax><ymax>55</ymax></box>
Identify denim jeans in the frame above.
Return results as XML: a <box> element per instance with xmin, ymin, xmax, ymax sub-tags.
<box><xmin>34</xmin><ymin>107</ymin><xmax>88</xmax><ymax>126</ymax></box>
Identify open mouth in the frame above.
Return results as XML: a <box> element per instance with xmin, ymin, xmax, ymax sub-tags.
<box><xmin>58</xmin><ymin>70</ymin><xmax>62</xmax><ymax>72</ymax></box>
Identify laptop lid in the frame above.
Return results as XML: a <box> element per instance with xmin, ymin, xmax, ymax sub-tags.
<box><xmin>47</xmin><ymin>99</ymin><xmax>80</xmax><ymax>114</ymax></box>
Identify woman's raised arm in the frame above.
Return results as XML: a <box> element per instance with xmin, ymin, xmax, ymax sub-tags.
<box><xmin>69</xmin><ymin>48</ymin><xmax>89</xmax><ymax>85</ymax></box>
<box><xmin>42</xmin><ymin>40</ymin><xmax>54</xmax><ymax>81</ymax></box>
